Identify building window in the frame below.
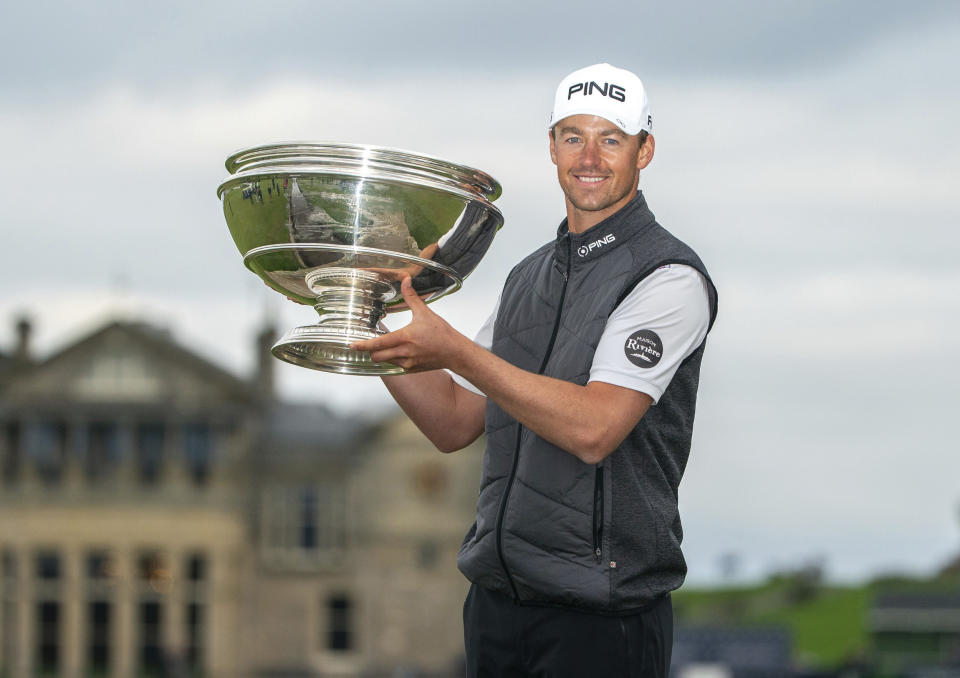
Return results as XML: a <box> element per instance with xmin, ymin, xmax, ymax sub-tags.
<box><xmin>135</xmin><ymin>550</ymin><xmax>167</xmax><ymax>676</ymax></box>
<box><xmin>86</xmin><ymin>551</ymin><xmax>115</xmax><ymax>581</ymax></box>
<box><xmin>417</xmin><ymin>540</ymin><xmax>439</xmax><ymax>570</ymax></box>
<box><xmin>34</xmin><ymin>550</ymin><xmax>62</xmax><ymax>675</ymax></box>
<box><xmin>138</xmin><ymin>602</ymin><xmax>163</xmax><ymax>677</ymax></box>
<box><xmin>184</xmin><ymin>553</ymin><xmax>206</xmax><ymax>676</ymax></box>
<box><xmin>26</xmin><ymin>421</ymin><xmax>67</xmax><ymax>485</ymax></box>
<box><xmin>325</xmin><ymin>594</ymin><xmax>354</xmax><ymax>652</ymax></box>
<box><xmin>136</xmin><ymin>551</ymin><xmax>170</xmax><ymax>595</ymax></box>
<box><xmin>1</xmin><ymin>597</ymin><xmax>15</xmax><ymax>678</ymax></box>
<box><xmin>300</xmin><ymin>489</ymin><xmax>317</xmax><ymax>550</ymax></box>
<box><xmin>183</xmin><ymin>424</ymin><xmax>212</xmax><ymax>487</ymax></box>
<box><xmin>86</xmin><ymin>421</ymin><xmax>120</xmax><ymax>482</ymax></box>
<box><xmin>186</xmin><ymin>603</ymin><xmax>204</xmax><ymax>673</ymax></box>
<box><xmin>262</xmin><ymin>484</ymin><xmax>347</xmax><ymax>564</ymax></box>
<box><xmin>86</xmin><ymin>550</ymin><xmax>115</xmax><ymax>677</ymax></box>
<box><xmin>2</xmin><ymin>421</ymin><xmax>21</xmax><ymax>485</ymax></box>
<box><xmin>136</xmin><ymin>423</ymin><xmax>165</xmax><ymax>486</ymax></box>
<box><xmin>88</xmin><ymin>601</ymin><xmax>111</xmax><ymax>676</ymax></box>
<box><xmin>1</xmin><ymin>549</ymin><xmax>18</xmax><ymax>677</ymax></box>
<box><xmin>36</xmin><ymin>601</ymin><xmax>60</xmax><ymax>676</ymax></box>
<box><xmin>186</xmin><ymin>554</ymin><xmax>206</xmax><ymax>584</ymax></box>
<box><xmin>1</xmin><ymin>549</ymin><xmax>16</xmax><ymax>580</ymax></box>
<box><xmin>35</xmin><ymin>551</ymin><xmax>61</xmax><ymax>582</ymax></box>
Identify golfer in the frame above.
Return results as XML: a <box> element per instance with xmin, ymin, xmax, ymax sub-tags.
<box><xmin>354</xmin><ymin>63</ymin><xmax>718</xmax><ymax>677</ymax></box>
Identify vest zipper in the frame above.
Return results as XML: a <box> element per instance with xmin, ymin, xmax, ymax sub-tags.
<box><xmin>593</xmin><ymin>466</ymin><xmax>604</xmax><ymax>563</ymax></box>
<box><xmin>495</xmin><ymin>237</ymin><xmax>572</xmax><ymax>601</ymax></box>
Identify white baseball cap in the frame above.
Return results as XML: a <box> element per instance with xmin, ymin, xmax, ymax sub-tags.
<box><xmin>548</xmin><ymin>63</ymin><xmax>652</xmax><ymax>136</ymax></box>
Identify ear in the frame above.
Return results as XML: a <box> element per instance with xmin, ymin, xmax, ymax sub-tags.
<box><xmin>636</xmin><ymin>134</ymin><xmax>655</xmax><ymax>170</ymax></box>
<box><xmin>549</xmin><ymin>130</ymin><xmax>558</xmax><ymax>166</ymax></box>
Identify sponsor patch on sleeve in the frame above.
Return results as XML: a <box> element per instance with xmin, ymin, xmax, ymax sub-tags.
<box><xmin>624</xmin><ymin>330</ymin><xmax>663</xmax><ymax>368</ymax></box>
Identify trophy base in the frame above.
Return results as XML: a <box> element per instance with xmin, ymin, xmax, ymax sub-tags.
<box><xmin>271</xmin><ymin>324</ymin><xmax>405</xmax><ymax>376</ymax></box>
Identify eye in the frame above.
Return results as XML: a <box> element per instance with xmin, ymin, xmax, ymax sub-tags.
<box><xmin>602</xmin><ymin>137</ymin><xmax>620</xmax><ymax>145</ymax></box>
<box><xmin>563</xmin><ymin>135</ymin><xmax>581</xmax><ymax>144</ymax></box>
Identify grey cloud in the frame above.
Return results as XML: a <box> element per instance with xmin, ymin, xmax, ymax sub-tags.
<box><xmin>3</xmin><ymin>0</ymin><xmax>958</xmax><ymax>101</ymax></box>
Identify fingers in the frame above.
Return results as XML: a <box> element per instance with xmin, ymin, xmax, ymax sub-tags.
<box><xmin>367</xmin><ymin>346</ymin><xmax>410</xmax><ymax>365</ymax></box>
<box><xmin>351</xmin><ymin>332</ymin><xmax>400</xmax><ymax>353</ymax></box>
<box><xmin>399</xmin><ymin>277</ymin><xmax>428</xmax><ymax>313</ymax></box>
<box><xmin>349</xmin><ymin>336</ymin><xmax>414</xmax><ymax>369</ymax></box>
<box><xmin>348</xmin><ymin>278</ymin><xmax>432</xmax><ymax>369</ymax></box>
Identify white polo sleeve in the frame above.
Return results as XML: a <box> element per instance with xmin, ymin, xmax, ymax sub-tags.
<box><xmin>588</xmin><ymin>264</ymin><xmax>710</xmax><ymax>404</ymax></box>
<box><xmin>449</xmin><ymin>295</ymin><xmax>499</xmax><ymax>396</ymax></box>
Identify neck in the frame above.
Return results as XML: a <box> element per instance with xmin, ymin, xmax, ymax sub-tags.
<box><xmin>565</xmin><ymin>189</ymin><xmax>639</xmax><ymax>234</ymax></box>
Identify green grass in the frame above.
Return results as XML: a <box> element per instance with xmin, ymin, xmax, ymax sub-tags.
<box><xmin>673</xmin><ymin>579</ymin><xmax>872</xmax><ymax>668</ymax></box>
<box><xmin>752</xmin><ymin>586</ymin><xmax>871</xmax><ymax>666</ymax></box>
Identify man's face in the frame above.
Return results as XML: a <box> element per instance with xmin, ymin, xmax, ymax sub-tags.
<box><xmin>549</xmin><ymin>114</ymin><xmax>654</xmax><ymax>232</ymax></box>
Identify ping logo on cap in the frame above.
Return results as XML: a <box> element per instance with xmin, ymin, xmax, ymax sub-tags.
<box><xmin>567</xmin><ymin>81</ymin><xmax>626</xmax><ymax>103</ymax></box>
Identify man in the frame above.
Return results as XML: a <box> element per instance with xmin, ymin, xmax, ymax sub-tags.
<box><xmin>353</xmin><ymin>63</ymin><xmax>718</xmax><ymax>677</ymax></box>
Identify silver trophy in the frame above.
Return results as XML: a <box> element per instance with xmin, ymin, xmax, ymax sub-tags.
<box><xmin>218</xmin><ymin>143</ymin><xmax>504</xmax><ymax>375</ymax></box>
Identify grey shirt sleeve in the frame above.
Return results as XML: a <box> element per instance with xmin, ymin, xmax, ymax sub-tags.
<box><xmin>451</xmin><ymin>265</ymin><xmax>709</xmax><ymax>403</ymax></box>
<box><xmin>588</xmin><ymin>264</ymin><xmax>711</xmax><ymax>403</ymax></box>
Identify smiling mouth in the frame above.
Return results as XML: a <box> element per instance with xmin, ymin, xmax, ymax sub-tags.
<box><xmin>576</xmin><ymin>176</ymin><xmax>607</xmax><ymax>183</ymax></box>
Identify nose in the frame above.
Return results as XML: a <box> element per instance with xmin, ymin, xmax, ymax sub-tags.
<box><xmin>579</xmin><ymin>140</ymin><xmax>601</xmax><ymax>168</ymax></box>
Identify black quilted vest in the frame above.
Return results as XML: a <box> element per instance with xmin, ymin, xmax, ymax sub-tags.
<box><xmin>457</xmin><ymin>193</ymin><xmax>718</xmax><ymax>613</ymax></box>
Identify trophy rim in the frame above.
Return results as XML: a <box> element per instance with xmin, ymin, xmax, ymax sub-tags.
<box><xmin>218</xmin><ymin>141</ymin><xmax>502</xmax><ymax>202</ymax></box>
<box><xmin>217</xmin><ymin>164</ymin><xmax>493</xmax><ymax>212</ymax></box>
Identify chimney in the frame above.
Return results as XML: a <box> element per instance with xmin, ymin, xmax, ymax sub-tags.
<box><xmin>15</xmin><ymin>316</ymin><xmax>32</xmax><ymax>363</ymax></box>
<box><xmin>255</xmin><ymin>324</ymin><xmax>276</xmax><ymax>399</ymax></box>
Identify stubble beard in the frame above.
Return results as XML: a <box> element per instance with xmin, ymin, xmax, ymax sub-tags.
<box><xmin>565</xmin><ymin>181</ymin><xmax>636</xmax><ymax>215</ymax></box>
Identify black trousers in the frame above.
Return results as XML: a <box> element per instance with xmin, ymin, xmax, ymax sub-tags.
<box><xmin>463</xmin><ymin>584</ymin><xmax>673</xmax><ymax>678</ymax></box>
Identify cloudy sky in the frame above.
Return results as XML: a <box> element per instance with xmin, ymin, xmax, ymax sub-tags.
<box><xmin>1</xmin><ymin>0</ymin><xmax>958</xmax><ymax>585</ymax></box>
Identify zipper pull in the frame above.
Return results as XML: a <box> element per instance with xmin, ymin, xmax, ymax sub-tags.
<box><xmin>595</xmin><ymin>547</ymin><xmax>602</xmax><ymax>563</ymax></box>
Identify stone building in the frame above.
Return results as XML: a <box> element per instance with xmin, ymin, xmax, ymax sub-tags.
<box><xmin>0</xmin><ymin>318</ymin><xmax>481</xmax><ymax>678</ymax></box>
<box><xmin>870</xmin><ymin>592</ymin><xmax>960</xmax><ymax>675</ymax></box>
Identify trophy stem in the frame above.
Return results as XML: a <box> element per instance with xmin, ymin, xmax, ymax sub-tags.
<box><xmin>313</xmin><ymin>290</ymin><xmax>387</xmax><ymax>332</ymax></box>
<box><xmin>270</xmin><ymin>271</ymin><xmax>405</xmax><ymax>375</ymax></box>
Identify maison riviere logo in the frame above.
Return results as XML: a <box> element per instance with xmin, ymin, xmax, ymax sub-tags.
<box><xmin>623</xmin><ymin>329</ymin><xmax>662</xmax><ymax>368</ymax></box>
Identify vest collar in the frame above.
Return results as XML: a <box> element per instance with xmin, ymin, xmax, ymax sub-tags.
<box><xmin>554</xmin><ymin>192</ymin><xmax>656</xmax><ymax>269</ymax></box>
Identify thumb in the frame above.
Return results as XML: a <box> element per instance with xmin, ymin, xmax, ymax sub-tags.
<box><xmin>400</xmin><ymin>277</ymin><xmax>428</xmax><ymax>313</ymax></box>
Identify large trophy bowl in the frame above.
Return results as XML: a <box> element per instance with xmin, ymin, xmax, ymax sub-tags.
<box><xmin>218</xmin><ymin>143</ymin><xmax>504</xmax><ymax>375</ymax></box>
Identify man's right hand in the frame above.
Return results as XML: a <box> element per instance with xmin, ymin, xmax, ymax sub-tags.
<box><xmin>351</xmin><ymin>277</ymin><xmax>472</xmax><ymax>374</ymax></box>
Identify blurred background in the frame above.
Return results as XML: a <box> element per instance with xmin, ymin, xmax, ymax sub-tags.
<box><xmin>1</xmin><ymin>1</ymin><xmax>959</xmax><ymax>676</ymax></box>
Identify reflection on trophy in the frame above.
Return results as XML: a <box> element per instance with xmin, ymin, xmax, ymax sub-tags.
<box><xmin>218</xmin><ymin>143</ymin><xmax>504</xmax><ymax>375</ymax></box>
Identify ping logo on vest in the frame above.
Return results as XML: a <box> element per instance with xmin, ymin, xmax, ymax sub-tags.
<box><xmin>577</xmin><ymin>234</ymin><xmax>616</xmax><ymax>258</ymax></box>
<box><xmin>568</xmin><ymin>81</ymin><xmax>626</xmax><ymax>103</ymax></box>
<box><xmin>624</xmin><ymin>329</ymin><xmax>663</xmax><ymax>368</ymax></box>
